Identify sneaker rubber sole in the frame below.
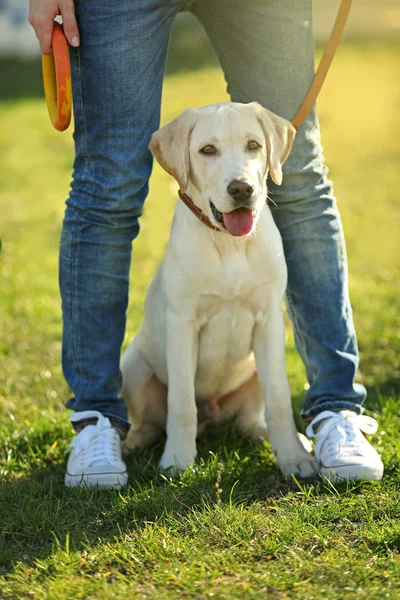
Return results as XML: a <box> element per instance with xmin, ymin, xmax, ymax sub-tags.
<box><xmin>321</xmin><ymin>462</ymin><xmax>384</xmax><ymax>482</ymax></box>
<box><xmin>65</xmin><ymin>470</ymin><xmax>128</xmax><ymax>489</ymax></box>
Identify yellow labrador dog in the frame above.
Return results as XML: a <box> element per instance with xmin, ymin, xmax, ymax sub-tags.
<box><xmin>121</xmin><ymin>102</ymin><xmax>318</xmax><ymax>478</ymax></box>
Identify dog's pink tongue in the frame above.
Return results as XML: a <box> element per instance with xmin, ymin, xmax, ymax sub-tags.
<box><xmin>222</xmin><ymin>208</ymin><xmax>254</xmax><ymax>236</ymax></box>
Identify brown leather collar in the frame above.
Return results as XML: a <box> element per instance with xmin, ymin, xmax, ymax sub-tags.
<box><xmin>178</xmin><ymin>189</ymin><xmax>223</xmax><ymax>232</ymax></box>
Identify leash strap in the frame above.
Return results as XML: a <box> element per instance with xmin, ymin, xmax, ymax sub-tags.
<box><xmin>291</xmin><ymin>0</ymin><xmax>353</xmax><ymax>130</ymax></box>
<box><xmin>181</xmin><ymin>0</ymin><xmax>353</xmax><ymax>230</ymax></box>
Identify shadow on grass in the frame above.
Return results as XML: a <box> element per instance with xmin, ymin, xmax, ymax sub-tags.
<box><xmin>0</xmin><ymin>419</ymin><xmax>311</xmax><ymax>576</ymax></box>
<box><xmin>0</xmin><ymin>15</ymin><xmax>219</xmax><ymax>102</ymax></box>
<box><xmin>366</xmin><ymin>380</ymin><xmax>400</xmax><ymax>407</ymax></box>
<box><xmin>1</xmin><ymin>385</ymin><xmax>397</xmax><ymax>576</ymax></box>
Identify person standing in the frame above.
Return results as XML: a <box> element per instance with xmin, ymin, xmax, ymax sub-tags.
<box><xmin>28</xmin><ymin>0</ymin><xmax>383</xmax><ymax>488</ymax></box>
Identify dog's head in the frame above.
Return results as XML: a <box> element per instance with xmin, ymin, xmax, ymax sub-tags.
<box><xmin>149</xmin><ymin>102</ymin><xmax>295</xmax><ymax>236</ymax></box>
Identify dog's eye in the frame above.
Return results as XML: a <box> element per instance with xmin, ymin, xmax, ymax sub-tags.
<box><xmin>248</xmin><ymin>140</ymin><xmax>261</xmax><ymax>150</ymax></box>
<box><xmin>200</xmin><ymin>144</ymin><xmax>217</xmax><ymax>155</ymax></box>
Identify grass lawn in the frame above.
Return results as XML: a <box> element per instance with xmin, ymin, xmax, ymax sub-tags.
<box><xmin>0</xmin><ymin>40</ymin><xmax>399</xmax><ymax>599</ymax></box>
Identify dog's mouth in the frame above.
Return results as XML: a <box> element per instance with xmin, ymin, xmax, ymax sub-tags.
<box><xmin>210</xmin><ymin>201</ymin><xmax>255</xmax><ymax>237</ymax></box>
<box><xmin>210</xmin><ymin>201</ymin><xmax>224</xmax><ymax>224</ymax></box>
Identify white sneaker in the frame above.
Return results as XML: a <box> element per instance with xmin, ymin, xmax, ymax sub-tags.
<box><xmin>306</xmin><ymin>410</ymin><xmax>384</xmax><ymax>481</ymax></box>
<box><xmin>65</xmin><ymin>410</ymin><xmax>128</xmax><ymax>489</ymax></box>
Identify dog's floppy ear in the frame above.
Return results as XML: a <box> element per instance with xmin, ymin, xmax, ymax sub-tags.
<box><xmin>149</xmin><ymin>108</ymin><xmax>198</xmax><ymax>192</ymax></box>
<box><xmin>250</xmin><ymin>102</ymin><xmax>296</xmax><ymax>186</ymax></box>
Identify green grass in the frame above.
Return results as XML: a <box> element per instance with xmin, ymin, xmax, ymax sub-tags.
<box><xmin>0</xmin><ymin>40</ymin><xmax>400</xmax><ymax>599</ymax></box>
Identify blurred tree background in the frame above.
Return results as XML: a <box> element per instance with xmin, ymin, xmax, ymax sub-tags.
<box><xmin>0</xmin><ymin>0</ymin><xmax>399</xmax><ymax>97</ymax></box>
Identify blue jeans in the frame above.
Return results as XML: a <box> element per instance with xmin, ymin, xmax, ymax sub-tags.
<box><xmin>61</xmin><ymin>0</ymin><xmax>366</xmax><ymax>433</ymax></box>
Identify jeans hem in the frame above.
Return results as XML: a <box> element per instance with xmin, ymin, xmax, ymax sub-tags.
<box><xmin>66</xmin><ymin>399</ymin><xmax>130</xmax><ymax>435</ymax></box>
<box><xmin>302</xmin><ymin>401</ymin><xmax>364</xmax><ymax>421</ymax></box>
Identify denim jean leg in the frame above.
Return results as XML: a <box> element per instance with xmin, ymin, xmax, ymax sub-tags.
<box><xmin>60</xmin><ymin>0</ymin><xmax>183</xmax><ymax>431</ymax></box>
<box><xmin>194</xmin><ymin>0</ymin><xmax>366</xmax><ymax>418</ymax></box>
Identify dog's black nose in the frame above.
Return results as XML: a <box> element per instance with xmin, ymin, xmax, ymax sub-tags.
<box><xmin>227</xmin><ymin>179</ymin><xmax>254</xmax><ymax>203</ymax></box>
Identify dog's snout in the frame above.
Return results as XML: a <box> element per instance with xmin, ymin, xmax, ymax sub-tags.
<box><xmin>227</xmin><ymin>179</ymin><xmax>254</xmax><ymax>203</ymax></box>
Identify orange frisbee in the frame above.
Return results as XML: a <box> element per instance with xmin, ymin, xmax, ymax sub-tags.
<box><xmin>42</xmin><ymin>22</ymin><xmax>72</xmax><ymax>131</ymax></box>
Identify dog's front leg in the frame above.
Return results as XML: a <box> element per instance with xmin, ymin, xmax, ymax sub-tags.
<box><xmin>253</xmin><ymin>307</ymin><xmax>319</xmax><ymax>478</ymax></box>
<box><xmin>159</xmin><ymin>308</ymin><xmax>198</xmax><ymax>472</ymax></box>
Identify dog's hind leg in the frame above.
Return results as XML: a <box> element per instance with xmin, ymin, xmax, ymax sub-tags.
<box><xmin>231</xmin><ymin>374</ymin><xmax>312</xmax><ymax>451</ymax></box>
<box><xmin>231</xmin><ymin>373</ymin><xmax>269</xmax><ymax>441</ymax></box>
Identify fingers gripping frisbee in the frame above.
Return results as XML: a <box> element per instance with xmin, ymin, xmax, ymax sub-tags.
<box><xmin>42</xmin><ymin>23</ymin><xmax>72</xmax><ymax>132</ymax></box>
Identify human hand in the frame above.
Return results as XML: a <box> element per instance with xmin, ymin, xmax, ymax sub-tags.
<box><xmin>28</xmin><ymin>0</ymin><xmax>79</xmax><ymax>55</ymax></box>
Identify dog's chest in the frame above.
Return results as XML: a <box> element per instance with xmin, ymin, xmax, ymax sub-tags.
<box><xmin>219</xmin><ymin>251</ymin><xmax>249</xmax><ymax>299</ymax></box>
<box><xmin>195</xmin><ymin>251</ymin><xmax>273</xmax><ymax>359</ymax></box>
<box><xmin>198</xmin><ymin>244</ymin><xmax>275</xmax><ymax>307</ymax></box>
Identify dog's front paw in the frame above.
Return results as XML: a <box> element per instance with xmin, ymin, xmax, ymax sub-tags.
<box><xmin>159</xmin><ymin>443</ymin><xmax>197</xmax><ymax>473</ymax></box>
<box><xmin>278</xmin><ymin>450</ymin><xmax>319</xmax><ymax>479</ymax></box>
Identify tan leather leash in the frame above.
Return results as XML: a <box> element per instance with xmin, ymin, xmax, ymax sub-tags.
<box><xmin>179</xmin><ymin>0</ymin><xmax>353</xmax><ymax>231</ymax></box>
<box><xmin>291</xmin><ymin>0</ymin><xmax>353</xmax><ymax>131</ymax></box>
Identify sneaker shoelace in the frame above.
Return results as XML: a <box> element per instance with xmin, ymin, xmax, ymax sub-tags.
<box><xmin>306</xmin><ymin>411</ymin><xmax>379</xmax><ymax>459</ymax></box>
<box><xmin>67</xmin><ymin>414</ymin><xmax>122</xmax><ymax>467</ymax></box>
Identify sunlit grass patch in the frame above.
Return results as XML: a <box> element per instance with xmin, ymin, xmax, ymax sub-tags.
<box><xmin>0</xmin><ymin>41</ymin><xmax>399</xmax><ymax>599</ymax></box>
